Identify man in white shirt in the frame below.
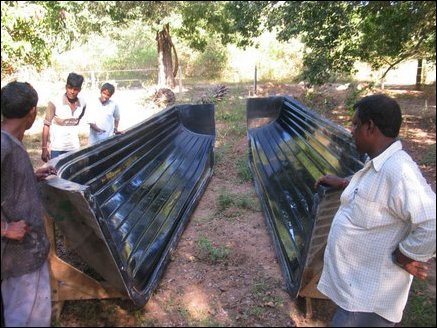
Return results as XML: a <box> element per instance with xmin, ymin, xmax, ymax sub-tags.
<box><xmin>41</xmin><ymin>72</ymin><xmax>86</xmax><ymax>161</ymax></box>
<box><xmin>87</xmin><ymin>82</ymin><xmax>120</xmax><ymax>146</ymax></box>
<box><xmin>315</xmin><ymin>94</ymin><xmax>436</xmax><ymax>327</ymax></box>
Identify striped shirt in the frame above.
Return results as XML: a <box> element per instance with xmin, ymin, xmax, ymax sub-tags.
<box><xmin>318</xmin><ymin>140</ymin><xmax>436</xmax><ymax>323</ymax></box>
<box><xmin>44</xmin><ymin>94</ymin><xmax>86</xmax><ymax>151</ymax></box>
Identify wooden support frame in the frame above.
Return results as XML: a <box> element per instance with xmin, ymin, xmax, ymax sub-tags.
<box><xmin>44</xmin><ymin>214</ymin><xmax>126</xmax><ymax>320</ymax></box>
<box><xmin>299</xmin><ymin>271</ymin><xmax>328</xmax><ymax>318</ymax></box>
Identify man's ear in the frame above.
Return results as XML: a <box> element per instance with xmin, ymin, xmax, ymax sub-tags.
<box><xmin>29</xmin><ymin>106</ymin><xmax>37</xmax><ymax>116</ymax></box>
<box><xmin>28</xmin><ymin>106</ymin><xmax>37</xmax><ymax>121</ymax></box>
<box><xmin>367</xmin><ymin>119</ymin><xmax>376</xmax><ymax>133</ymax></box>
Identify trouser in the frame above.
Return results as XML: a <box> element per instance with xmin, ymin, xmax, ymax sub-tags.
<box><xmin>331</xmin><ymin>306</ymin><xmax>396</xmax><ymax>327</ymax></box>
<box><xmin>50</xmin><ymin>150</ymin><xmax>69</xmax><ymax>159</ymax></box>
<box><xmin>1</xmin><ymin>261</ymin><xmax>51</xmax><ymax>327</ymax></box>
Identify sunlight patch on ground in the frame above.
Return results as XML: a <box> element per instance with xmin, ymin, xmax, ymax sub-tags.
<box><xmin>182</xmin><ymin>286</ymin><xmax>212</xmax><ymax>320</ymax></box>
<box><xmin>401</xmin><ymin>128</ymin><xmax>436</xmax><ymax>145</ymax></box>
<box><xmin>143</xmin><ymin>298</ymin><xmax>170</xmax><ymax>323</ymax></box>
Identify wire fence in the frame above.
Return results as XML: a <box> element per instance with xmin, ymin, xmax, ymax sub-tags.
<box><xmin>74</xmin><ymin>65</ymin><xmax>260</xmax><ymax>92</ymax></box>
<box><xmin>79</xmin><ymin>68</ymin><xmax>159</xmax><ymax>89</ymax></box>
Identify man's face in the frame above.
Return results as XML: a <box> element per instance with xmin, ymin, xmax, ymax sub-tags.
<box><xmin>66</xmin><ymin>84</ymin><xmax>81</xmax><ymax>101</ymax></box>
<box><xmin>99</xmin><ymin>89</ymin><xmax>112</xmax><ymax>104</ymax></box>
<box><xmin>25</xmin><ymin>107</ymin><xmax>37</xmax><ymax>130</ymax></box>
<box><xmin>351</xmin><ymin>111</ymin><xmax>369</xmax><ymax>155</ymax></box>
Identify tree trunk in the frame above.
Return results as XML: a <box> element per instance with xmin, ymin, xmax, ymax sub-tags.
<box><xmin>415</xmin><ymin>58</ymin><xmax>423</xmax><ymax>90</ymax></box>
<box><xmin>156</xmin><ymin>24</ymin><xmax>177</xmax><ymax>89</ymax></box>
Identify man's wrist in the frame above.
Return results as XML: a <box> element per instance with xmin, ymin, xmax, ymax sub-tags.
<box><xmin>340</xmin><ymin>179</ymin><xmax>349</xmax><ymax>188</ymax></box>
<box><xmin>392</xmin><ymin>248</ymin><xmax>413</xmax><ymax>269</ymax></box>
<box><xmin>392</xmin><ymin>251</ymin><xmax>404</xmax><ymax>269</ymax></box>
<box><xmin>1</xmin><ymin>221</ymin><xmax>8</xmax><ymax>237</ymax></box>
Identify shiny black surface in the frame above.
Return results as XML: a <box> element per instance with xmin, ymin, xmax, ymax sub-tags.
<box><xmin>41</xmin><ymin>104</ymin><xmax>215</xmax><ymax>306</ymax></box>
<box><xmin>247</xmin><ymin>96</ymin><xmax>364</xmax><ymax>297</ymax></box>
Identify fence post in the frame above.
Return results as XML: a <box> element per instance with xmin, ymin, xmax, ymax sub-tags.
<box><xmin>254</xmin><ymin>64</ymin><xmax>257</xmax><ymax>95</ymax></box>
<box><xmin>91</xmin><ymin>71</ymin><xmax>96</xmax><ymax>90</ymax></box>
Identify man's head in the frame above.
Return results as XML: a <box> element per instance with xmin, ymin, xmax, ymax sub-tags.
<box><xmin>66</xmin><ymin>72</ymin><xmax>84</xmax><ymax>88</ymax></box>
<box><xmin>65</xmin><ymin>72</ymin><xmax>84</xmax><ymax>101</ymax></box>
<box><xmin>353</xmin><ymin>94</ymin><xmax>402</xmax><ymax>138</ymax></box>
<box><xmin>1</xmin><ymin>81</ymin><xmax>38</xmax><ymax>121</ymax></box>
<box><xmin>100</xmin><ymin>82</ymin><xmax>115</xmax><ymax>104</ymax></box>
<box><xmin>351</xmin><ymin>94</ymin><xmax>402</xmax><ymax>155</ymax></box>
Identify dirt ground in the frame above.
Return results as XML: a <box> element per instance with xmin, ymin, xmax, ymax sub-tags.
<box><xmin>30</xmin><ymin>82</ymin><xmax>435</xmax><ymax>327</ymax></box>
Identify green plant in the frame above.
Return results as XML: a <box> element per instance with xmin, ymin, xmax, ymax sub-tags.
<box><xmin>197</xmin><ymin>237</ymin><xmax>230</xmax><ymax>263</ymax></box>
<box><xmin>237</xmin><ymin>157</ymin><xmax>252</xmax><ymax>182</ymax></box>
<box><xmin>214</xmin><ymin>143</ymin><xmax>231</xmax><ymax>165</ymax></box>
<box><xmin>251</xmin><ymin>277</ymin><xmax>284</xmax><ymax>307</ymax></box>
<box><xmin>217</xmin><ymin>189</ymin><xmax>260</xmax><ymax>213</ymax></box>
<box><xmin>248</xmin><ymin>306</ymin><xmax>264</xmax><ymax>318</ymax></box>
<box><xmin>217</xmin><ymin>190</ymin><xmax>235</xmax><ymax>211</ymax></box>
<box><xmin>176</xmin><ymin>306</ymin><xmax>190</xmax><ymax>319</ymax></box>
<box><xmin>301</xmin><ymin>88</ymin><xmax>337</xmax><ymax>113</ymax></box>
<box><xmin>402</xmin><ymin>278</ymin><xmax>436</xmax><ymax>327</ymax></box>
<box><xmin>420</xmin><ymin>144</ymin><xmax>436</xmax><ymax>166</ymax></box>
<box><xmin>235</xmin><ymin>195</ymin><xmax>260</xmax><ymax>212</ymax></box>
<box><xmin>180</xmin><ymin>36</ymin><xmax>228</xmax><ymax>80</ymax></box>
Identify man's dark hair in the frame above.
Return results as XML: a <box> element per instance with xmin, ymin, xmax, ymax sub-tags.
<box><xmin>353</xmin><ymin>94</ymin><xmax>402</xmax><ymax>138</ymax></box>
<box><xmin>66</xmin><ymin>72</ymin><xmax>84</xmax><ymax>88</ymax></box>
<box><xmin>1</xmin><ymin>81</ymin><xmax>38</xmax><ymax>119</ymax></box>
<box><xmin>101</xmin><ymin>82</ymin><xmax>115</xmax><ymax>95</ymax></box>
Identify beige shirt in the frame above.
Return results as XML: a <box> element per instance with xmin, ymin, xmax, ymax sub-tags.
<box><xmin>317</xmin><ymin>140</ymin><xmax>436</xmax><ymax>323</ymax></box>
<box><xmin>44</xmin><ymin>94</ymin><xmax>86</xmax><ymax>151</ymax></box>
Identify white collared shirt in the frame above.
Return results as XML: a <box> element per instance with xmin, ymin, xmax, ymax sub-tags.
<box><xmin>317</xmin><ymin>140</ymin><xmax>436</xmax><ymax>323</ymax></box>
<box><xmin>87</xmin><ymin>98</ymin><xmax>120</xmax><ymax>145</ymax></box>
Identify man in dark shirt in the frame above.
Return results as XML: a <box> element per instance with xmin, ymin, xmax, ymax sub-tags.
<box><xmin>1</xmin><ymin>81</ymin><xmax>57</xmax><ymax>327</ymax></box>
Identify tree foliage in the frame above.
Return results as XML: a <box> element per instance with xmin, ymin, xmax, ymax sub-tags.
<box><xmin>1</xmin><ymin>1</ymin><xmax>171</xmax><ymax>76</ymax></box>
<box><xmin>221</xmin><ymin>1</ymin><xmax>436</xmax><ymax>85</ymax></box>
<box><xmin>1</xmin><ymin>1</ymin><xmax>58</xmax><ymax>75</ymax></box>
<box><xmin>357</xmin><ymin>1</ymin><xmax>436</xmax><ymax>80</ymax></box>
<box><xmin>2</xmin><ymin>1</ymin><xmax>436</xmax><ymax>86</ymax></box>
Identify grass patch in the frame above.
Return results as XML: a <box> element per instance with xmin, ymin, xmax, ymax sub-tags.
<box><xmin>402</xmin><ymin>278</ymin><xmax>436</xmax><ymax>327</ymax></box>
<box><xmin>248</xmin><ymin>306</ymin><xmax>264</xmax><ymax>318</ymax></box>
<box><xmin>236</xmin><ymin>194</ymin><xmax>260</xmax><ymax>211</ymax></box>
<box><xmin>420</xmin><ymin>143</ymin><xmax>436</xmax><ymax>166</ymax></box>
<box><xmin>251</xmin><ymin>277</ymin><xmax>284</xmax><ymax>306</ymax></box>
<box><xmin>214</xmin><ymin>143</ymin><xmax>232</xmax><ymax>165</ymax></box>
<box><xmin>217</xmin><ymin>190</ymin><xmax>235</xmax><ymax>211</ymax></box>
<box><xmin>236</xmin><ymin>157</ymin><xmax>252</xmax><ymax>182</ymax></box>
<box><xmin>197</xmin><ymin>237</ymin><xmax>230</xmax><ymax>263</ymax></box>
<box><xmin>217</xmin><ymin>189</ymin><xmax>260</xmax><ymax>213</ymax></box>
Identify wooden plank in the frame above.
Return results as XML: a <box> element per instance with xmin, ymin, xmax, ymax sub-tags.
<box><xmin>48</xmin><ymin>253</ymin><xmax>125</xmax><ymax>302</ymax></box>
<box><xmin>299</xmin><ymin>271</ymin><xmax>328</xmax><ymax>299</ymax></box>
<box><xmin>299</xmin><ymin>271</ymin><xmax>329</xmax><ymax>318</ymax></box>
<box><xmin>44</xmin><ymin>214</ymin><xmax>126</xmax><ymax>319</ymax></box>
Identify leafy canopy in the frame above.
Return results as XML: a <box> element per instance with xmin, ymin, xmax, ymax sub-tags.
<box><xmin>2</xmin><ymin>1</ymin><xmax>435</xmax><ymax>85</ymax></box>
<box><xmin>221</xmin><ymin>1</ymin><xmax>436</xmax><ymax>85</ymax></box>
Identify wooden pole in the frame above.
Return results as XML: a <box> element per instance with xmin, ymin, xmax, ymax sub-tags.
<box><xmin>254</xmin><ymin>65</ymin><xmax>258</xmax><ymax>95</ymax></box>
<box><xmin>178</xmin><ymin>66</ymin><xmax>183</xmax><ymax>93</ymax></box>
